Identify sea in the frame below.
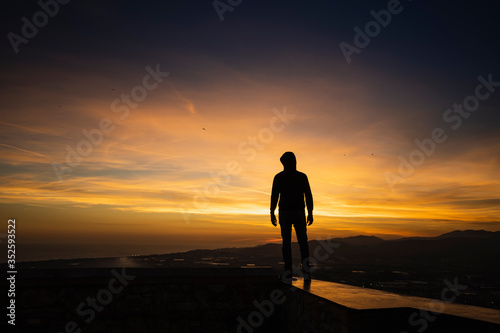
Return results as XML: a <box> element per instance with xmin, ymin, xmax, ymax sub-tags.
<box><xmin>2</xmin><ymin>243</ymin><xmax>205</xmax><ymax>263</ymax></box>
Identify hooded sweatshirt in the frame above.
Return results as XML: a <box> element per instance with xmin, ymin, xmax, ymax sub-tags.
<box><xmin>270</xmin><ymin>152</ymin><xmax>313</xmax><ymax>213</ymax></box>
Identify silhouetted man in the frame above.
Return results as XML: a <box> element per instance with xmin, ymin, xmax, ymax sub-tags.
<box><xmin>270</xmin><ymin>152</ymin><xmax>313</xmax><ymax>281</ymax></box>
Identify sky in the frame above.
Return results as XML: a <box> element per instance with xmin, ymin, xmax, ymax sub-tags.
<box><xmin>1</xmin><ymin>0</ymin><xmax>500</xmax><ymax>259</ymax></box>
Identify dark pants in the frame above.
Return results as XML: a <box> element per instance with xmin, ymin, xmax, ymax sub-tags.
<box><xmin>279</xmin><ymin>210</ymin><xmax>310</xmax><ymax>273</ymax></box>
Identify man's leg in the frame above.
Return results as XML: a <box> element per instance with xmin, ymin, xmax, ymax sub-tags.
<box><xmin>293</xmin><ymin>211</ymin><xmax>311</xmax><ymax>277</ymax></box>
<box><xmin>279</xmin><ymin>211</ymin><xmax>293</xmax><ymax>276</ymax></box>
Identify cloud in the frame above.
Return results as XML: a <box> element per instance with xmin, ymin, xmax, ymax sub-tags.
<box><xmin>1</xmin><ymin>19</ymin><xmax>499</xmax><ymax>249</ymax></box>
<box><xmin>168</xmin><ymin>83</ymin><xmax>197</xmax><ymax>114</ymax></box>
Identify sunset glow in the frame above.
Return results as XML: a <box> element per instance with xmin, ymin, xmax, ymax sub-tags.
<box><xmin>1</xmin><ymin>0</ymin><xmax>499</xmax><ymax>258</ymax></box>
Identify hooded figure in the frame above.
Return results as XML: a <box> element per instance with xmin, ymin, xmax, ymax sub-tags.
<box><xmin>270</xmin><ymin>152</ymin><xmax>313</xmax><ymax>281</ymax></box>
<box><xmin>272</xmin><ymin>152</ymin><xmax>312</xmax><ymax>212</ymax></box>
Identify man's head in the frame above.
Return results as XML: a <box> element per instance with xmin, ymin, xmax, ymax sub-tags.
<box><xmin>280</xmin><ymin>151</ymin><xmax>296</xmax><ymax>171</ymax></box>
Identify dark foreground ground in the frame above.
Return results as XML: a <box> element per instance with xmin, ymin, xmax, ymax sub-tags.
<box><xmin>3</xmin><ymin>267</ymin><xmax>500</xmax><ymax>333</ymax></box>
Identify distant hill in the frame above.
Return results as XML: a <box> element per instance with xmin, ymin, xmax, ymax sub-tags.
<box><xmin>394</xmin><ymin>229</ymin><xmax>500</xmax><ymax>241</ymax></box>
<box><xmin>244</xmin><ymin>229</ymin><xmax>499</xmax><ymax>267</ymax></box>
<box><xmin>434</xmin><ymin>229</ymin><xmax>500</xmax><ymax>239</ymax></box>
<box><xmin>327</xmin><ymin>235</ymin><xmax>385</xmax><ymax>247</ymax></box>
<box><xmin>183</xmin><ymin>229</ymin><xmax>500</xmax><ymax>267</ymax></box>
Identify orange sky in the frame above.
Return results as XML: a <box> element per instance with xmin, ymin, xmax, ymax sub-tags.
<box><xmin>1</xmin><ymin>1</ymin><xmax>500</xmax><ymax>256</ymax></box>
<box><xmin>1</xmin><ymin>57</ymin><xmax>499</xmax><ymax>251</ymax></box>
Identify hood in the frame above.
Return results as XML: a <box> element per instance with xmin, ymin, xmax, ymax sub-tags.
<box><xmin>280</xmin><ymin>152</ymin><xmax>296</xmax><ymax>171</ymax></box>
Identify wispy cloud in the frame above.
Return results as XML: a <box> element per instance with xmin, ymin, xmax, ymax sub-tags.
<box><xmin>169</xmin><ymin>83</ymin><xmax>196</xmax><ymax>114</ymax></box>
<box><xmin>0</xmin><ymin>143</ymin><xmax>48</xmax><ymax>158</ymax></box>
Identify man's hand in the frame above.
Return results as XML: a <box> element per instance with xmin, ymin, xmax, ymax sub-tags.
<box><xmin>307</xmin><ymin>213</ymin><xmax>313</xmax><ymax>226</ymax></box>
<box><xmin>271</xmin><ymin>212</ymin><xmax>277</xmax><ymax>227</ymax></box>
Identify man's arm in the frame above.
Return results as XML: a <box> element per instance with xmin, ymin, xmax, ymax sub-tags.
<box><xmin>270</xmin><ymin>176</ymin><xmax>279</xmax><ymax>226</ymax></box>
<box><xmin>304</xmin><ymin>175</ymin><xmax>313</xmax><ymax>225</ymax></box>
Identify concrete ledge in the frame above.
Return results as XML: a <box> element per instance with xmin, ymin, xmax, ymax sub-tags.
<box><xmin>283</xmin><ymin>277</ymin><xmax>500</xmax><ymax>333</ymax></box>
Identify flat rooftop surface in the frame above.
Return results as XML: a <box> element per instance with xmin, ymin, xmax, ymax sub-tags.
<box><xmin>290</xmin><ymin>278</ymin><xmax>500</xmax><ymax>325</ymax></box>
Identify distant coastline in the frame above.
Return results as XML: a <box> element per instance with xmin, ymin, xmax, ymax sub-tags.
<box><xmin>0</xmin><ymin>243</ymin><xmax>210</xmax><ymax>263</ymax></box>
<box><xmin>7</xmin><ymin>229</ymin><xmax>499</xmax><ymax>264</ymax></box>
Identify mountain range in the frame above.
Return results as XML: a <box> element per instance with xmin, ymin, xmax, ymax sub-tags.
<box><xmin>158</xmin><ymin>229</ymin><xmax>500</xmax><ymax>270</ymax></box>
